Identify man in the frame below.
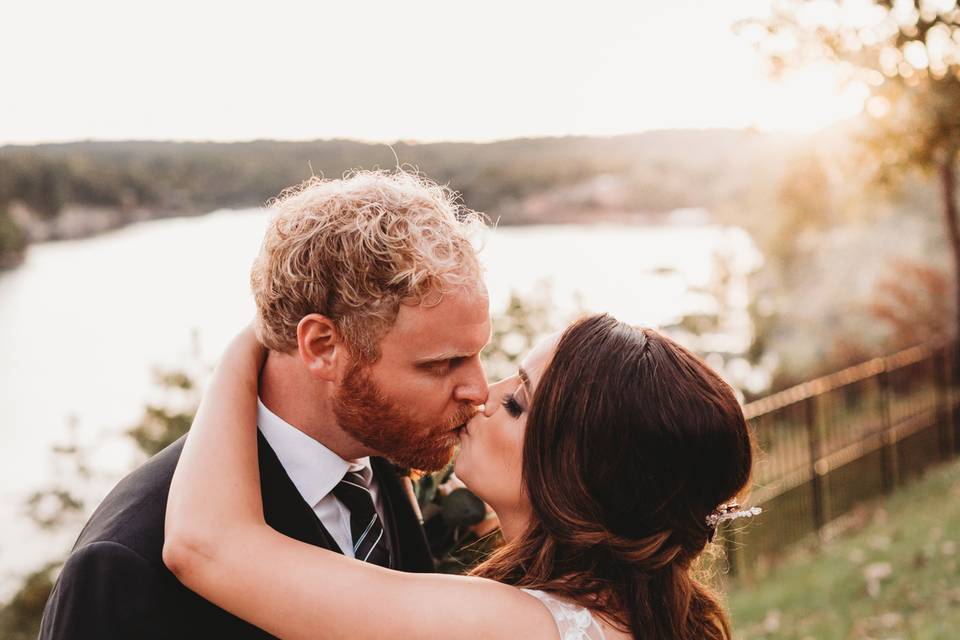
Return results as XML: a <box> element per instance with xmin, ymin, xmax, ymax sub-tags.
<box><xmin>40</xmin><ymin>170</ymin><xmax>491</xmax><ymax>639</ymax></box>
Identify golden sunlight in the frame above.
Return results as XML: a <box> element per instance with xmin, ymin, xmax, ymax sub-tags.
<box><xmin>751</xmin><ymin>64</ymin><xmax>869</xmax><ymax>132</ymax></box>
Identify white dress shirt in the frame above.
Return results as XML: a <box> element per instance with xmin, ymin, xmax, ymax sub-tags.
<box><xmin>257</xmin><ymin>398</ymin><xmax>389</xmax><ymax>558</ymax></box>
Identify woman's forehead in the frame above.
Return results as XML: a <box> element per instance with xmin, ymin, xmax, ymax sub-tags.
<box><xmin>520</xmin><ymin>331</ymin><xmax>563</xmax><ymax>390</ymax></box>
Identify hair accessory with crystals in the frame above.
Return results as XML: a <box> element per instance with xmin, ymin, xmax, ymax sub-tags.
<box><xmin>705</xmin><ymin>501</ymin><xmax>762</xmax><ymax>542</ymax></box>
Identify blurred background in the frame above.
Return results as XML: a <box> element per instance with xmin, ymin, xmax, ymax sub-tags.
<box><xmin>2</xmin><ymin>0</ymin><xmax>960</xmax><ymax>637</ymax></box>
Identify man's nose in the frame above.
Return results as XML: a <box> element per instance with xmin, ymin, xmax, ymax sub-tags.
<box><xmin>453</xmin><ymin>359</ymin><xmax>489</xmax><ymax>405</ymax></box>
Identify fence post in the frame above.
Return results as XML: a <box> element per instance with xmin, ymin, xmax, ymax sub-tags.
<box><xmin>877</xmin><ymin>365</ymin><xmax>899</xmax><ymax>494</ymax></box>
<box><xmin>950</xmin><ymin>341</ymin><xmax>960</xmax><ymax>456</ymax></box>
<box><xmin>805</xmin><ymin>394</ymin><xmax>826</xmax><ymax>535</ymax></box>
<box><xmin>936</xmin><ymin>347</ymin><xmax>956</xmax><ymax>461</ymax></box>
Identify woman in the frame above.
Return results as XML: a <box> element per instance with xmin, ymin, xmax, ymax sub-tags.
<box><xmin>164</xmin><ymin>314</ymin><xmax>757</xmax><ymax>639</ymax></box>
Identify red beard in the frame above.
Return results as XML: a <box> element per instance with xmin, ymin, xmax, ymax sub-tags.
<box><xmin>333</xmin><ymin>362</ymin><xmax>476</xmax><ymax>472</ymax></box>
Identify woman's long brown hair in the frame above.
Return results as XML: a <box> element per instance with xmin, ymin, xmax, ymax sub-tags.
<box><xmin>471</xmin><ymin>314</ymin><xmax>753</xmax><ymax>639</ymax></box>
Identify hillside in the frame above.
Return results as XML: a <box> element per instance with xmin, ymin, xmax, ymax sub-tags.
<box><xmin>0</xmin><ymin>129</ymin><xmax>805</xmax><ymax>266</ymax></box>
<box><xmin>728</xmin><ymin>457</ymin><xmax>960</xmax><ymax>639</ymax></box>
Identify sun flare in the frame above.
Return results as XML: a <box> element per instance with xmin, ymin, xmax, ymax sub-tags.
<box><xmin>751</xmin><ymin>64</ymin><xmax>869</xmax><ymax>133</ymax></box>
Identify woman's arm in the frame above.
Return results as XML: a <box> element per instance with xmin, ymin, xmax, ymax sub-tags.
<box><xmin>164</xmin><ymin>325</ymin><xmax>265</xmax><ymax>543</ymax></box>
<box><xmin>163</xmin><ymin>327</ymin><xmax>555</xmax><ymax>640</ymax></box>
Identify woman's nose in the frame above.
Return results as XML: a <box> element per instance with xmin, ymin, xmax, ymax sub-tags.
<box><xmin>483</xmin><ymin>382</ymin><xmax>509</xmax><ymax>417</ymax></box>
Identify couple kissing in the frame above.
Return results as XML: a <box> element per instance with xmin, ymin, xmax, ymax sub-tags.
<box><xmin>41</xmin><ymin>170</ymin><xmax>757</xmax><ymax>640</ymax></box>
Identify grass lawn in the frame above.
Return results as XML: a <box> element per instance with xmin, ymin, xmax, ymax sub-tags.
<box><xmin>726</xmin><ymin>457</ymin><xmax>960</xmax><ymax>639</ymax></box>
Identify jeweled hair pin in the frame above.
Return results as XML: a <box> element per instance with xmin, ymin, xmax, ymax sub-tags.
<box><xmin>705</xmin><ymin>501</ymin><xmax>762</xmax><ymax>542</ymax></box>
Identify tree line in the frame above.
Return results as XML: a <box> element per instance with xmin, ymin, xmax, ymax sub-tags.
<box><xmin>0</xmin><ymin>131</ymin><xmax>799</xmax><ymax>267</ymax></box>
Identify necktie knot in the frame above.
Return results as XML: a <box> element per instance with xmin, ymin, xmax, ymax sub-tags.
<box><xmin>347</xmin><ymin>469</ymin><xmax>371</xmax><ymax>488</ymax></box>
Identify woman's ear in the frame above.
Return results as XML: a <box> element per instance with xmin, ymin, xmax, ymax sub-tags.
<box><xmin>296</xmin><ymin>314</ymin><xmax>344</xmax><ymax>381</ymax></box>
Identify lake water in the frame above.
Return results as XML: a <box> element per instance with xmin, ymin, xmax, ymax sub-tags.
<box><xmin>0</xmin><ymin>208</ymin><xmax>762</xmax><ymax>594</ymax></box>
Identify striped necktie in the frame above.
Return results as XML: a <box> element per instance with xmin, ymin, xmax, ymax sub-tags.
<box><xmin>331</xmin><ymin>469</ymin><xmax>392</xmax><ymax>568</ymax></box>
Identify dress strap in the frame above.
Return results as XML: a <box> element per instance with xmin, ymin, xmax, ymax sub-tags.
<box><xmin>521</xmin><ymin>588</ymin><xmax>606</xmax><ymax>640</ymax></box>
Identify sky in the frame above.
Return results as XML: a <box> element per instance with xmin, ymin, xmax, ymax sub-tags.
<box><xmin>1</xmin><ymin>0</ymin><xmax>868</xmax><ymax>145</ymax></box>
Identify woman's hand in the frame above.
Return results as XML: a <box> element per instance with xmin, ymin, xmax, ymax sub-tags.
<box><xmin>223</xmin><ymin>321</ymin><xmax>268</xmax><ymax>375</ymax></box>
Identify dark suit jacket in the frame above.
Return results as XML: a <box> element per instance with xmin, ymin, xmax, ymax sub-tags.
<box><xmin>39</xmin><ymin>434</ymin><xmax>434</xmax><ymax>639</ymax></box>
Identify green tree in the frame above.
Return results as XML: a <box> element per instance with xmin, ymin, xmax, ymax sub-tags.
<box><xmin>740</xmin><ymin>0</ymin><xmax>960</xmax><ymax>335</ymax></box>
<box><xmin>0</xmin><ymin>563</ymin><xmax>61</xmax><ymax>640</ymax></box>
<box><xmin>482</xmin><ymin>285</ymin><xmax>556</xmax><ymax>382</ymax></box>
<box><xmin>127</xmin><ymin>369</ymin><xmax>203</xmax><ymax>456</ymax></box>
<box><xmin>34</xmin><ymin>164</ymin><xmax>67</xmax><ymax>219</ymax></box>
<box><xmin>0</xmin><ymin>209</ymin><xmax>27</xmax><ymax>269</ymax></box>
<box><xmin>770</xmin><ymin>150</ymin><xmax>835</xmax><ymax>277</ymax></box>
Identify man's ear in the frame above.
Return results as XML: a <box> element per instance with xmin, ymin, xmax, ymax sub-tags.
<box><xmin>296</xmin><ymin>314</ymin><xmax>345</xmax><ymax>382</ymax></box>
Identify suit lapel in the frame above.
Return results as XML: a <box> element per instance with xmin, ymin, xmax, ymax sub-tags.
<box><xmin>257</xmin><ymin>431</ymin><xmax>342</xmax><ymax>553</ymax></box>
<box><xmin>371</xmin><ymin>457</ymin><xmax>434</xmax><ymax>572</ymax></box>
<box><xmin>256</xmin><ymin>436</ymin><xmax>433</xmax><ymax>572</ymax></box>
<box><xmin>371</xmin><ymin>457</ymin><xmax>403</xmax><ymax>568</ymax></box>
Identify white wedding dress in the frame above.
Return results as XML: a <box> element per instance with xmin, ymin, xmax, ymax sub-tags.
<box><xmin>522</xmin><ymin>589</ymin><xmax>606</xmax><ymax>640</ymax></box>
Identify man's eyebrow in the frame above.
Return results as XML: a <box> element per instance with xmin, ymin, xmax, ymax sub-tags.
<box><xmin>414</xmin><ymin>351</ymin><xmax>472</xmax><ymax>365</ymax></box>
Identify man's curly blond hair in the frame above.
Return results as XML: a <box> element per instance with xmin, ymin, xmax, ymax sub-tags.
<box><xmin>250</xmin><ymin>170</ymin><xmax>486</xmax><ymax>362</ymax></box>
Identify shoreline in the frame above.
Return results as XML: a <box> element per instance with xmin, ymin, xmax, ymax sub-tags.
<box><xmin>0</xmin><ymin>204</ymin><xmax>223</xmax><ymax>271</ymax></box>
<box><xmin>0</xmin><ymin>204</ymin><xmax>706</xmax><ymax>272</ymax></box>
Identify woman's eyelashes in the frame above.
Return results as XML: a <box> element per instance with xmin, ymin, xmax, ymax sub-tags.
<box><xmin>501</xmin><ymin>393</ymin><xmax>524</xmax><ymax>418</ymax></box>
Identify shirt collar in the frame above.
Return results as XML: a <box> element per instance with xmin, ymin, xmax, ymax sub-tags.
<box><xmin>257</xmin><ymin>398</ymin><xmax>372</xmax><ymax>508</ymax></box>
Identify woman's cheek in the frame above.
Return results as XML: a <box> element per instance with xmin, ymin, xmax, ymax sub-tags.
<box><xmin>453</xmin><ymin>439</ymin><xmax>473</xmax><ymax>484</ymax></box>
<box><xmin>495</xmin><ymin>419</ymin><xmax>524</xmax><ymax>497</ymax></box>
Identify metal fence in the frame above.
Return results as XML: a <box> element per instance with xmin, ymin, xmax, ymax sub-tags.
<box><xmin>723</xmin><ymin>341</ymin><xmax>960</xmax><ymax>579</ymax></box>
